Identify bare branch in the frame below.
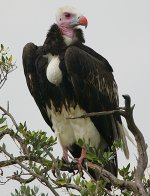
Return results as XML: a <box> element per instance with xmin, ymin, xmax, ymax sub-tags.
<box><xmin>0</xmin><ymin>155</ymin><xmax>29</xmax><ymax>167</ymax></box>
<box><xmin>7</xmin><ymin>175</ymin><xmax>35</xmax><ymax>184</ymax></box>
<box><xmin>66</xmin><ymin>109</ymin><xmax>124</xmax><ymax>119</ymax></box>
<box><xmin>0</xmin><ymin>128</ymin><xmax>11</xmax><ymax>140</ymax></box>
<box><xmin>122</xmin><ymin>95</ymin><xmax>148</xmax><ymax>195</ymax></box>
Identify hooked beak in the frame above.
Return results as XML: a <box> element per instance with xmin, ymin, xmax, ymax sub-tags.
<box><xmin>70</xmin><ymin>15</ymin><xmax>88</xmax><ymax>28</ymax></box>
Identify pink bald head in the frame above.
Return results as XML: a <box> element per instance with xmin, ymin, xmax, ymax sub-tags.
<box><xmin>56</xmin><ymin>6</ymin><xmax>88</xmax><ymax>38</ymax></box>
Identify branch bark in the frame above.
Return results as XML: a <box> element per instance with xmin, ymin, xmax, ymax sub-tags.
<box><xmin>122</xmin><ymin>95</ymin><xmax>148</xmax><ymax>195</ymax></box>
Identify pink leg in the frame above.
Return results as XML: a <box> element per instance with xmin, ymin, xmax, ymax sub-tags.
<box><xmin>75</xmin><ymin>146</ymin><xmax>86</xmax><ymax>164</ymax></box>
<box><xmin>62</xmin><ymin>146</ymin><xmax>69</xmax><ymax>163</ymax></box>
<box><xmin>74</xmin><ymin>146</ymin><xmax>86</xmax><ymax>177</ymax></box>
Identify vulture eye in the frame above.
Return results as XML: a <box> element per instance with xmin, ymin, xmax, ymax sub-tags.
<box><xmin>65</xmin><ymin>13</ymin><xmax>71</xmax><ymax>18</ymax></box>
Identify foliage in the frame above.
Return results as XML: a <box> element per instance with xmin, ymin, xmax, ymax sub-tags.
<box><xmin>0</xmin><ymin>44</ymin><xmax>16</xmax><ymax>88</ymax></box>
<box><xmin>11</xmin><ymin>184</ymin><xmax>48</xmax><ymax>196</ymax></box>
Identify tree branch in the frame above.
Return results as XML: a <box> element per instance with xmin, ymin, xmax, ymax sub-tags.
<box><xmin>86</xmin><ymin>161</ymin><xmax>139</xmax><ymax>194</ymax></box>
<box><xmin>7</xmin><ymin>174</ymin><xmax>35</xmax><ymax>184</ymax></box>
<box><xmin>66</xmin><ymin>109</ymin><xmax>124</xmax><ymax>119</ymax></box>
<box><xmin>0</xmin><ymin>145</ymin><xmax>60</xmax><ymax>196</ymax></box>
<box><xmin>122</xmin><ymin>95</ymin><xmax>148</xmax><ymax>195</ymax></box>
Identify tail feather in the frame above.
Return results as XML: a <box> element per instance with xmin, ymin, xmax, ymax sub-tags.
<box><xmin>117</xmin><ymin>122</ymin><xmax>129</xmax><ymax>159</ymax></box>
<box><xmin>122</xmin><ymin>124</ymin><xmax>136</xmax><ymax>147</ymax></box>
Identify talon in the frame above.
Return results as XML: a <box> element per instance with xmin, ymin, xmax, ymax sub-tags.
<box><xmin>62</xmin><ymin>156</ymin><xmax>69</xmax><ymax>164</ymax></box>
<box><xmin>52</xmin><ymin>162</ymin><xmax>56</xmax><ymax>177</ymax></box>
<box><xmin>84</xmin><ymin>159</ymin><xmax>88</xmax><ymax>171</ymax></box>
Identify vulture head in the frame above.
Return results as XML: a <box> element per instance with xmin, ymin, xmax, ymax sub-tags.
<box><xmin>55</xmin><ymin>6</ymin><xmax>88</xmax><ymax>39</ymax></box>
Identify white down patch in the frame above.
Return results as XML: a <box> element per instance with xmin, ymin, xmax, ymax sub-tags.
<box><xmin>46</xmin><ymin>54</ymin><xmax>62</xmax><ymax>86</ymax></box>
<box><xmin>46</xmin><ymin>104</ymin><xmax>103</xmax><ymax>149</ymax></box>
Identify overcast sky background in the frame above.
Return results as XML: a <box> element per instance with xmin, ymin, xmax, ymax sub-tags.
<box><xmin>1</xmin><ymin>0</ymin><xmax>150</xmax><ymax>195</ymax></box>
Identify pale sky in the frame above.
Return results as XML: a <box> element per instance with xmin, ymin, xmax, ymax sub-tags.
<box><xmin>1</xmin><ymin>0</ymin><xmax>150</xmax><ymax>195</ymax></box>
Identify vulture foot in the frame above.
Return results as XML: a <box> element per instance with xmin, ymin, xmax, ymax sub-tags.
<box><xmin>71</xmin><ymin>146</ymin><xmax>87</xmax><ymax>178</ymax></box>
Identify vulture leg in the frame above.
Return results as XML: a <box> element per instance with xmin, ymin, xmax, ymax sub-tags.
<box><xmin>73</xmin><ymin>145</ymin><xmax>87</xmax><ymax>177</ymax></box>
<box><xmin>74</xmin><ymin>145</ymin><xmax>86</xmax><ymax>165</ymax></box>
<box><xmin>62</xmin><ymin>146</ymin><xmax>70</xmax><ymax>163</ymax></box>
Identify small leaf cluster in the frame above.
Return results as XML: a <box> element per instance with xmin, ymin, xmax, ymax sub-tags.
<box><xmin>73</xmin><ymin>175</ymin><xmax>107</xmax><ymax>196</ymax></box>
<box><xmin>77</xmin><ymin>139</ymin><xmax>116</xmax><ymax>167</ymax></box>
<box><xmin>18</xmin><ymin>122</ymin><xmax>57</xmax><ymax>157</ymax></box>
<box><xmin>118</xmin><ymin>163</ymin><xmax>134</xmax><ymax>181</ymax></box>
<box><xmin>0</xmin><ymin>44</ymin><xmax>13</xmax><ymax>69</ymax></box>
<box><xmin>0</xmin><ymin>44</ymin><xmax>16</xmax><ymax>88</ymax></box>
<box><xmin>11</xmin><ymin>184</ymin><xmax>48</xmax><ymax>196</ymax></box>
<box><xmin>56</xmin><ymin>172</ymin><xmax>72</xmax><ymax>186</ymax></box>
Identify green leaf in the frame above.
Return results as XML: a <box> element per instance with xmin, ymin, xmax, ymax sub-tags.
<box><xmin>2</xmin><ymin>143</ymin><xmax>6</xmax><ymax>150</ymax></box>
<box><xmin>78</xmin><ymin>138</ymin><xmax>84</xmax><ymax>146</ymax></box>
<box><xmin>0</xmin><ymin>117</ymin><xmax>6</xmax><ymax>124</ymax></box>
<box><xmin>2</xmin><ymin>55</ymin><xmax>5</xmax><ymax>63</ymax></box>
<box><xmin>74</xmin><ymin>175</ymin><xmax>81</xmax><ymax>185</ymax></box>
<box><xmin>33</xmin><ymin>186</ymin><xmax>39</xmax><ymax>194</ymax></box>
<box><xmin>9</xmin><ymin>55</ymin><xmax>13</xmax><ymax>63</ymax></box>
<box><xmin>0</xmin><ymin>125</ymin><xmax>7</xmax><ymax>132</ymax></box>
<box><xmin>56</xmin><ymin>179</ymin><xmax>67</xmax><ymax>186</ymax></box>
<box><xmin>1</xmin><ymin>44</ymin><xmax>4</xmax><ymax>51</ymax></box>
<box><xmin>15</xmin><ymin>189</ymin><xmax>19</xmax><ymax>194</ymax></box>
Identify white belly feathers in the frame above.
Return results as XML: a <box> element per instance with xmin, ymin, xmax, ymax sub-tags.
<box><xmin>45</xmin><ymin>54</ymin><xmax>62</xmax><ymax>86</ymax></box>
<box><xmin>46</xmin><ymin>104</ymin><xmax>101</xmax><ymax>149</ymax></box>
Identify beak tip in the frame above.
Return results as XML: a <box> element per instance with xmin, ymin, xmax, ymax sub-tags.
<box><xmin>79</xmin><ymin>16</ymin><xmax>88</xmax><ymax>28</ymax></box>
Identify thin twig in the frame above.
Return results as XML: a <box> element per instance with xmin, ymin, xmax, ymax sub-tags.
<box><xmin>7</xmin><ymin>175</ymin><xmax>35</xmax><ymax>184</ymax></box>
<box><xmin>66</xmin><ymin>109</ymin><xmax>124</xmax><ymax>119</ymax></box>
<box><xmin>0</xmin><ymin>106</ymin><xmax>18</xmax><ymax>129</ymax></box>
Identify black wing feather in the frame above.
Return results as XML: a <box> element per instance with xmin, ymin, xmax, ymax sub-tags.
<box><xmin>22</xmin><ymin>43</ymin><xmax>52</xmax><ymax>128</ymax></box>
<box><xmin>65</xmin><ymin>46</ymin><xmax>119</xmax><ymax>146</ymax></box>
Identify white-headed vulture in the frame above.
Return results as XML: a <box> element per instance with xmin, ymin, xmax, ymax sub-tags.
<box><xmin>22</xmin><ymin>6</ymin><xmax>129</xmax><ymax>180</ymax></box>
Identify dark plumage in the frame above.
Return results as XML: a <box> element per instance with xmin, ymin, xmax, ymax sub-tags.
<box><xmin>23</xmin><ymin>6</ymin><xmax>129</xmax><ymax>182</ymax></box>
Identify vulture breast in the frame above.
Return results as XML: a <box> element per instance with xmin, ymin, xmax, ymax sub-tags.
<box><xmin>46</xmin><ymin>104</ymin><xmax>104</xmax><ymax>149</ymax></box>
<box><xmin>46</xmin><ymin>54</ymin><xmax>62</xmax><ymax>86</ymax></box>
